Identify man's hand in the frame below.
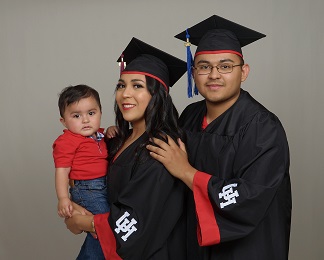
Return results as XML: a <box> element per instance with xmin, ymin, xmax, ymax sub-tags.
<box><xmin>146</xmin><ymin>136</ymin><xmax>196</xmax><ymax>189</ymax></box>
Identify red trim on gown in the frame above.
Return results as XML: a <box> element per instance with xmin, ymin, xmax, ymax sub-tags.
<box><xmin>192</xmin><ymin>115</ymin><xmax>220</xmax><ymax>245</ymax></box>
<box><xmin>193</xmin><ymin>171</ymin><xmax>220</xmax><ymax>245</ymax></box>
<box><xmin>94</xmin><ymin>213</ymin><xmax>121</xmax><ymax>260</ymax></box>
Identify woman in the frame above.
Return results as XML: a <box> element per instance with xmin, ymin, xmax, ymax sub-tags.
<box><xmin>65</xmin><ymin>38</ymin><xmax>187</xmax><ymax>259</ymax></box>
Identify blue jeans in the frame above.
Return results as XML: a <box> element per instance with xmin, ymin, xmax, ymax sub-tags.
<box><xmin>70</xmin><ymin>176</ymin><xmax>110</xmax><ymax>260</ymax></box>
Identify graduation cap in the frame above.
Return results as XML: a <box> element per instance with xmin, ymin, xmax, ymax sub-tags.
<box><xmin>117</xmin><ymin>37</ymin><xmax>187</xmax><ymax>92</ymax></box>
<box><xmin>174</xmin><ymin>15</ymin><xmax>266</xmax><ymax>97</ymax></box>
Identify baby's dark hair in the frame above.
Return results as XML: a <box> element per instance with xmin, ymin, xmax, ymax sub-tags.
<box><xmin>58</xmin><ymin>84</ymin><xmax>102</xmax><ymax>117</ymax></box>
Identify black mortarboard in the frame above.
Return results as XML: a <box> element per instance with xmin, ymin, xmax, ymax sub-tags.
<box><xmin>175</xmin><ymin>15</ymin><xmax>266</xmax><ymax>58</ymax></box>
<box><xmin>117</xmin><ymin>37</ymin><xmax>186</xmax><ymax>92</ymax></box>
<box><xmin>174</xmin><ymin>15</ymin><xmax>266</xmax><ymax>97</ymax></box>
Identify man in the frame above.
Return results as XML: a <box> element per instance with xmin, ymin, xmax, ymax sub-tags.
<box><xmin>147</xmin><ymin>15</ymin><xmax>292</xmax><ymax>260</ymax></box>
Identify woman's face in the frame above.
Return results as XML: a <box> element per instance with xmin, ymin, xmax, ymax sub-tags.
<box><xmin>116</xmin><ymin>73</ymin><xmax>152</xmax><ymax>128</ymax></box>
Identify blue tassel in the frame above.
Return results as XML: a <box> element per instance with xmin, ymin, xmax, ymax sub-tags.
<box><xmin>185</xmin><ymin>29</ymin><xmax>193</xmax><ymax>98</ymax></box>
<box><xmin>194</xmin><ymin>82</ymin><xmax>198</xmax><ymax>95</ymax></box>
<box><xmin>185</xmin><ymin>29</ymin><xmax>198</xmax><ymax>98</ymax></box>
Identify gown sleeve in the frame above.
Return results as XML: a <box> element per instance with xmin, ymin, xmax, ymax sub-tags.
<box><xmin>193</xmin><ymin>111</ymin><xmax>290</xmax><ymax>246</ymax></box>
<box><xmin>97</xmin><ymin>159</ymin><xmax>185</xmax><ymax>259</ymax></box>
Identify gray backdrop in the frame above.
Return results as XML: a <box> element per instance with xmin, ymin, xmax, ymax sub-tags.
<box><xmin>1</xmin><ymin>0</ymin><xmax>323</xmax><ymax>259</ymax></box>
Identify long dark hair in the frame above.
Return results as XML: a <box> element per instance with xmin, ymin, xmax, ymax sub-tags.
<box><xmin>108</xmin><ymin>76</ymin><xmax>183</xmax><ymax>161</ymax></box>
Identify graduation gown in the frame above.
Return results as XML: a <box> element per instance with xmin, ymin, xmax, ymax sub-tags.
<box><xmin>179</xmin><ymin>89</ymin><xmax>292</xmax><ymax>260</ymax></box>
<box><xmin>95</xmin><ymin>132</ymin><xmax>186</xmax><ymax>260</ymax></box>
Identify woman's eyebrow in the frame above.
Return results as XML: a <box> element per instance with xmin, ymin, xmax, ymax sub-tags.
<box><xmin>130</xmin><ymin>79</ymin><xmax>145</xmax><ymax>83</ymax></box>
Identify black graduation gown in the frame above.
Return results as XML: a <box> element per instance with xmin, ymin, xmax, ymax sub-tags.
<box><xmin>105</xmin><ymin>132</ymin><xmax>186</xmax><ymax>260</ymax></box>
<box><xmin>179</xmin><ymin>89</ymin><xmax>292</xmax><ymax>260</ymax></box>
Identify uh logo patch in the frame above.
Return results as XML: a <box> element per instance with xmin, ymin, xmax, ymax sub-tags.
<box><xmin>115</xmin><ymin>211</ymin><xmax>138</xmax><ymax>241</ymax></box>
<box><xmin>219</xmin><ymin>183</ymin><xmax>239</xmax><ymax>209</ymax></box>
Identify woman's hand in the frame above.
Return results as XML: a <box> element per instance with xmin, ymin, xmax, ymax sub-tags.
<box><xmin>71</xmin><ymin>202</ymin><xmax>92</xmax><ymax>216</ymax></box>
<box><xmin>65</xmin><ymin>212</ymin><xmax>94</xmax><ymax>235</ymax></box>
<box><xmin>65</xmin><ymin>202</ymin><xmax>97</xmax><ymax>237</ymax></box>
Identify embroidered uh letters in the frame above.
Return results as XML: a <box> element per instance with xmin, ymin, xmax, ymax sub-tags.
<box><xmin>115</xmin><ymin>211</ymin><xmax>138</xmax><ymax>241</ymax></box>
<box><xmin>219</xmin><ymin>183</ymin><xmax>239</xmax><ymax>209</ymax></box>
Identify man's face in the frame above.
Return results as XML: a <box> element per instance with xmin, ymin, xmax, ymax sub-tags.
<box><xmin>193</xmin><ymin>53</ymin><xmax>249</xmax><ymax>108</ymax></box>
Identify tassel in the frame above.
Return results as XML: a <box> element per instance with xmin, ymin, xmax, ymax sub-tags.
<box><xmin>185</xmin><ymin>29</ymin><xmax>198</xmax><ymax>97</ymax></box>
<box><xmin>185</xmin><ymin>29</ymin><xmax>193</xmax><ymax>97</ymax></box>
<box><xmin>119</xmin><ymin>53</ymin><xmax>125</xmax><ymax>76</ymax></box>
<box><xmin>194</xmin><ymin>82</ymin><xmax>198</xmax><ymax>96</ymax></box>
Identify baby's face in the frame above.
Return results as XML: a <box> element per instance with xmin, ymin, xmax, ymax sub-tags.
<box><xmin>60</xmin><ymin>96</ymin><xmax>101</xmax><ymax>137</ymax></box>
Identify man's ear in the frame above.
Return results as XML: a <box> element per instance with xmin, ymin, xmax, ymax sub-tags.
<box><xmin>241</xmin><ymin>64</ymin><xmax>250</xmax><ymax>82</ymax></box>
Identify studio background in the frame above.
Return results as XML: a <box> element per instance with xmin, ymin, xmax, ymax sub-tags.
<box><xmin>1</xmin><ymin>0</ymin><xmax>323</xmax><ymax>259</ymax></box>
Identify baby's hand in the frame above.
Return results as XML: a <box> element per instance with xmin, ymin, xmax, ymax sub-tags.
<box><xmin>106</xmin><ymin>125</ymin><xmax>119</xmax><ymax>139</ymax></box>
<box><xmin>57</xmin><ymin>197</ymin><xmax>73</xmax><ymax>218</ymax></box>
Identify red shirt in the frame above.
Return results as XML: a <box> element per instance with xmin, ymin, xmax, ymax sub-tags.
<box><xmin>53</xmin><ymin>129</ymin><xmax>108</xmax><ymax>180</ymax></box>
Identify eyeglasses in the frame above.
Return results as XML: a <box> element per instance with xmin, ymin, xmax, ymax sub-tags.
<box><xmin>193</xmin><ymin>63</ymin><xmax>243</xmax><ymax>75</ymax></box>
